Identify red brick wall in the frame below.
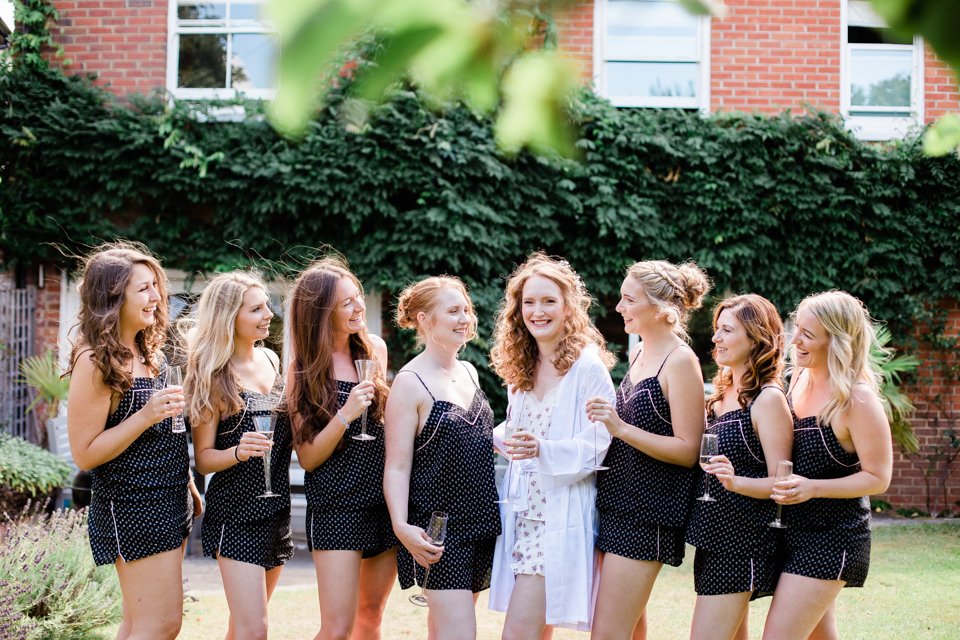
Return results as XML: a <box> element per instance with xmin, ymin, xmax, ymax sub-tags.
<box><xmin>925</xmin><ymin>49</ymin><xmax>960</xmax><ymax>121</ymax></box>
<box><xmin>882</xmin><ymin>300</ymin><xmax>960</xmax><ymax>514</ymax></box>
<box><xmin>53</xmin><ymin>0</ymin><xmax>168</xmax><ymax>96</ymax></box>
<box><xmin>20</xmin><ymin>265</ymin><xmax>63</xmax><ymax>359</ymax></box>
<box><xmin>555</xmin><ymin>3</ymin><xmax>596</xmax><ymax>82</ymax></box>
<box><xmin>711</xmin><ymin>0</ymin><xmax>841</xmax><ymax>113</ymax></box>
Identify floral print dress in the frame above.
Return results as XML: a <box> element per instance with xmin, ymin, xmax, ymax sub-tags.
<box><xmin>510</xmin><ymin>385</ymin><xmax>559</xmax><ymax>576</ymax></box>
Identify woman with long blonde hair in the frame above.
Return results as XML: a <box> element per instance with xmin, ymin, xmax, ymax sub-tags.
<box><xmin>384</xmin><ymin>275</ymin><xmax>501</xmax><ymax>640</ymax></box>
<box><xmin>287</xmin><ymin>257</ymin><xmax>396</xmax><ymax>640</ymax></box>
<box><xmin>488</xmin><ymin>253</ymin><xmax>616</xmax><ymax>637</ymax></box>
<box><xmin>586</xmin><ymin>259</ymin><xmax>709</xmax><ymax>640</ymax></box>
<box><xmin>687</xmin><ymin>294</ymin><xmax>793</xmax><ymax>640</ymax></box>
<box><xmin>762</xmin><ymin>291</ymin><xmax>892</xmax><ymax>640</ymax></box>
<box><xmin>66</xmin><ymin>242</ymin><xmax>201</xmax><ymax>640</ymax></box>
<box><xmin>184</xmin><ymin>271</ymin><xmax>292</xmax><ymax>640</ymax></box>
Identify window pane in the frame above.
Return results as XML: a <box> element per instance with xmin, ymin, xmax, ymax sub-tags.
<box><xmin>230</xmin><ymin>34</ymin><xmax>276</xmax><ymax>89</ymax></box>
<box><xmin>850</xmin><ymin>49</ymin><xmax>911</xmax><ymax>107</ymax></box>
<box><xmin>230</xmin><ymin>3</ymin><xmax>263</xmax><ymax>21</ymax></box>
<box><xmin>606</xmin><ymin>0</ymin><xmax>699</xmax><ymax>60</ymax></box>
<box><xmin>178</xmin><ymin>3</ymin><xmax>226</xmax><ymax>20</ymax></box>
<box><xmin>178</xmin><ymin>34</ymin><xmax>227</xmax><ymax>88</ymax></box>
<box><xmin>606</xmin><ymin>61</ymin><xmax>698</xmax><ymax>98</ymax></box>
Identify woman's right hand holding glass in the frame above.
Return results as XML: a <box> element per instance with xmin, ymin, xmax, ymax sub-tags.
<box><xmin>140</xmin><ymin>387</ymin><xmax>184</xmax><ymax>426</ymax></box>
<box><xmin>396</xmin><ymin>523</ymin><xmax>444</xmax><ymax>568</ymax></box>
<box><xmin>339</xmin><ymin>380</ymin><xmax>375</xmax><ymax>423</ymax></box>
<box><xmin>506</xmin><ymin>430</ymin><xmax>539</xmax><ymax>460</ymax></box>
<box><xmin>235</xmin><ymin>430</ymin><xmax>272</xmax><ymax>462</ymax></box>
<box><xmin>702</xmin><ymin>454</ymin><xmax>739</xmax><ymax>491</ymax></box>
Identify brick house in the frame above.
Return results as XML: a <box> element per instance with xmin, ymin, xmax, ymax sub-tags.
<box><xmin>3</xmin><ymin>0</ymin><xmax>959</xmax><ymax>512</ymax></box>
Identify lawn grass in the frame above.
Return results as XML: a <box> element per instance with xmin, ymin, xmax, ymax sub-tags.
<box><xmin>103</xmin><ymin>523</ymin><xmax>960</xmax><ymax>639</ymax></box>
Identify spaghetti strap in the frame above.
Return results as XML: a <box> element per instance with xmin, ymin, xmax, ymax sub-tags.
<box><xmin>459</xmin><ymin>361</ymin><xmax>480</xmax><ymax>390</ymax></box>
<box><xmin>655</xmin><ymin>344</ymin><xmax>685</xmax><ymax>377</ymax></box>
<box><xmin>629</xmin><ymin>347</ymin><xmax>643</xmax><ymax>369</ymax></box>
<box><xmin>395</xmin><ymin>370</ymin><xmax>436</xmax><ymax>401</ymax></box>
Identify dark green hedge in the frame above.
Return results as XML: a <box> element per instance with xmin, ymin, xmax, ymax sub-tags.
<box><xmin>2</xmin><ymin>64</ymin><xmax>960</xmax><ymax>395</ymax></box>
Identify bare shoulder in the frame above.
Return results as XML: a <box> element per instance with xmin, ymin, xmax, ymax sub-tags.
<box><xmin>369</xmin><ymin>334</ymin><xmax>389</xmax><ymax>366</ymax></box>
<box><xmin>388</xmin><ymin>368</ymin><xmax>430</xmax><ymax>407</ymax></box>
<box><xmin>260</xmin><ymin>346</ymin><xmax>281</xmax><ymax>370</ymax></box>
<box><xmin>845</xmin><ymin>384</ymin><xmax>887</xmax><ymax>428</ymax></box>
<box><xmin>70</xmin><ymin>349</ymin><xmax>108</xmax><ymax>390</ymax></box>
<box><xmin>664</xmin><ymin>345</ymin><xmax>702</xmax><ymax>379</ymax></box>
<box><xmin>753</xmin><ymin>386</ymin><xmax>789</xmax><ymax>414</ymax></box>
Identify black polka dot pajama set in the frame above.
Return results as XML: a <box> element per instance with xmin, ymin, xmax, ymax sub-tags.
<box><xmin>304</xmin><ymin>380</ymin><xmax>396</xmax><ymax>558</ymax></box>
<box><xmin>88</xmin><ymin>375</ymin><xmax>193</xmax><ymax>566</ymax></box>
<box><xmin>686</xmin><ymin>395</ymin><xmax>781</xmax><ymax>596</ymax></box>
<box><xmin>396</xmin><ymin>367</ymin><xmax>501</xmax><ymax>593</ymax></box>
<box><xmin>200</xmin><ymin>389</ymin><xmax>294</xmax><ymax>569</ymax></box>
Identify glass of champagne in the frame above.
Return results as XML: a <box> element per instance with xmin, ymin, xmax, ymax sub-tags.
<box><xmin>588</xmin><ymin>393</ymin><xmax>610</xmax><ymax>472</ymax></box>
<box><xmin>697</xmin><ymin>432</ymin><xmax>719</xmax><ymax>502</ymax></box>
<box><xmin>248</xmin><ymin>397</ymin><xmax>279</xmax><ymax>498</ymax></box>
<box><xmin>496</xmin><ymin>416</ymin><xmax>517</xmax><ymax>505</ymax></box>
<box><xmin>409</xmin><ymin>511</ymin><xmax>449</xmax><ymax>606</ymax></box>
<box><xmin>352</xmin><ymin>359</ymin><xmax>378</xmax><ymax>441</ymax></box>
<box><xmin>158</xmin><ymin>365</ymin><xmax>186</xmax><ymax>434</ymax></box>
<box><xmin>769</xmin><ymin>459</ymin><xmax>793</xmax><ymax>528</ymax></box>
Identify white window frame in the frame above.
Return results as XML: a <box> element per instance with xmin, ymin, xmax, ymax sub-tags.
<box><xmin>593</xmin><ymin>0</ymin><xmax>711</xmax><ymax>112</ymax></box>
<box><xmin>166</xmin><ymin>0</ymin><xmax>277</xmax><ymax>101</ymax></box>
<box><xmin>840</xmin><ymin>1</ymin><xmax>923</xmax><ymax>141</ymax></box>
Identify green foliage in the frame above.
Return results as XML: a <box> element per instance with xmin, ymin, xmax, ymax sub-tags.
<box><xmin>874</xmin><ymin>326</ymin><xmax>920</xmax><ymax>453</ymax></box>
<box><xmin>0</xmin><ymin>434</ymin><xmax>71</xmax><ymax>498</ymax></box>
<box><xmin>266</xmin><ymin>0</ymin><xmax>578</xmax><ymax>155</ymax></box>
<box><xmin>2</xmin><ymin>61</ymin><xmax>960</xmax><ymax>419</ymax></box>
<box><xmin>19</xmin><ymin>350</ymin><xmax>70</xmax><ymax>420</ymax></box>
<box><xmin>3</xmin><ymin>0</ymin><xmax>68</xmax><ymax>70</ymax></box>
<box><xmin>0</xmin><ymin>506</ymin><xmax>122</xmax><ymax>639</ymax></box>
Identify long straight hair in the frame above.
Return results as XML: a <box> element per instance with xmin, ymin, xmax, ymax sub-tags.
<box><xmin>183</xmin><ymin>271</ymin><xmax>269</xmax><ymax>424</ymax></box>
<box><xmin>287</xmin><ymin>257</ymin><xmax>388</xmax><ymax>445</ymax></box>
<box><xmin>66</xmin><ymin>242</ymin><xmax>167</xmax><ymax>396</ymax></box>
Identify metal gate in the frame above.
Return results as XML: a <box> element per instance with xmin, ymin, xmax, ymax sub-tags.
<box><xmin>0</xmin><ymin>286</ymin><xmax>37</xmax><ymax>442</ymax></box>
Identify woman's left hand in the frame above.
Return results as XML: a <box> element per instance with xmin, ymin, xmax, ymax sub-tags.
<box><xmin>189</xmin><ymin>480</ymin><xmax>204</xmax><ymax>518</ymax></box>
<box><xmin>772</xmin><ymin>474</ymin><xmax>814</xmax><ymax>504</ymax></box>
<box><xmin>703</xmin><ymin>454</ymin><xmax>739</xmax><ymax>492</ymax></box>
<box><xmin>506</xmin><ymin>430</ymin><xmax>539</xmax><ymax>460</ymax></box>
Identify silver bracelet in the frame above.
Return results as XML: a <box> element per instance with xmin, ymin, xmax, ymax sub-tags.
<box><xmin>335</xmin><ymin>411</ymin><xmax>350</xmax><ymax>428</ymax></box>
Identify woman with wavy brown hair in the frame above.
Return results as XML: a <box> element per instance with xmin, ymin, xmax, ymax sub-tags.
<box><xmin>66</xmin><ymin>242</ymin><xmax>200</xmax><ymax>639</ymax></box>
<box><xmin>585</xmin><ymin>259</ymin><xmax>709</xmax><ymax>640</ymax></box>
<box><xmin>286</xmin><ymin>257</ymin><xmax>396</xmax><ymax>640</ymax></box>
<box><xmin>488</xmin><ymin>253</ymin><xmax>616</xmax><ymax>636</ymax></box>
<box><xmin>183</xmin><ymin>271</ymin><xmax>292</xmax><ymax>640</ymax></box>
<box><xmin>686</xmin><ymin>294</ymin><xmax>793</xmax><ymax>640</ymax></box>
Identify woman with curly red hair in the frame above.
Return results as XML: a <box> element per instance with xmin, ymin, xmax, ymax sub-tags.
<box><xmin>66</xmin><ymin>242</ymin><xmax>200</xmax><ymax>639</ymax></box>
<box><xmin>488</xmin><ymin>253</ymin><xmax>616</xmax><ymax>636</ymax></box>
<box><xmin>686</xmin><ymin>294</ymin><xmax>793</xmax><ymax>640</ymax></box>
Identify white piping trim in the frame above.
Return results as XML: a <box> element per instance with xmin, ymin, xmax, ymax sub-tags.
<box><xmin>218</xmin><ymin>523</ymin><xmax>226</xmax><ymax>557</ymax></box>
<box><xmin>110</xmin><ymin>500</ymin><xmax>125</xmax><ymax>562</ymax></box>
<box><xmin>837</xmin><ymin>550</ymin><xmax>847</xmax><ymax>581</ymax></box>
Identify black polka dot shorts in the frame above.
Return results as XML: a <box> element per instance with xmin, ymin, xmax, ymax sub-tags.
<box><xmin>202</xmin><ymin>515</ymin><xmax>294</xmax><ymax>569</ymax></box>
<box><xmin>307</xmin><ymin>504</ymin><xmax>396</xmax><ymax>559</ymax></box>
<box><xmin>597</xmin><ymin>512</ymin><xmax>686</xmax><ymax>567</ymax></box>
<box><xmin>693</xmin><ymin>547</ymin><xmax>780</xmax><ymax>596</ymax></box>
<box><xmin>399</xmin><ymin>536</ymin><xmax>496</xmax><ymax>593</ymax></box>
<box><xmin>781</xmin><ymin>527</ymin><xmax>870</xmax><ymax>587</ymax></box>
<box><xmin>88</xmin><ymin>485</ymin><xmax>192</xmax><ymax>566</ymax></box>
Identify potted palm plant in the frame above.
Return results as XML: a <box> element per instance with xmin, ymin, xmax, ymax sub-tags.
<box><xmin>19</xmin><ymin>349</ymin><xmax>70</xmax><ymax>448</ymax></box>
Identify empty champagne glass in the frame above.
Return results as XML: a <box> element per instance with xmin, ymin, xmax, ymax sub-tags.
<box><xmin>697</xmin><ymin>432</ymin><xmax>719</xmax><ymax>502</ymax></box>
<box><xmin>158</xmin><ymin>365</ymin><xmax>185</xmax><ymax>433</ymax></box>
<box><xmin>248</xmin><ymin>397</ymin><xmax>279</xmax><ymax>498</ymax></box>
<box><xmin>769</xmin><ymin>459</ymin><xmax>793</xmax><ymax>528</ymax></box>
<box><xmin>352</xmin><ymin>359</ymin><xmax>378</xmax><ymax>441</ymax></box>
<box><xmin>588</xmin><ymin>393</ymin><xmax>610</xmax><ymax>472</ymax></box>
<box><xmin>409</xmin><ymin>511</ymin><xmax>449</xmax><ymax>606</ymax></box>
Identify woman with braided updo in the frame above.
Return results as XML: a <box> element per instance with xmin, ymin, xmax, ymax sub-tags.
<box><xmin>586</xmin><ymin>259</ymin><xmax>710</xmax><ymax>640</ymax></box>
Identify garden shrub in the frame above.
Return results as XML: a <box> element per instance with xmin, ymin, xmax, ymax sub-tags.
<box><xmin>0</xmin><ymin>435</ymin><xmax>71</xmax><ymax>518</ymax></box>
<box><xmin>0</xmin><ymin>506</ymin><xmax>121</xmax><ymax>639</ymax></box>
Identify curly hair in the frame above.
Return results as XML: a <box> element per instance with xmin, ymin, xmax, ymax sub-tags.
<box><xmin>66</xmin><ymin>242</ymin><xmax>167</xmax><ymax>397</ymax></box>
<box><xmin>791</xmin><ymin>290</ymin><xmax>885</xmax><ymax>427</ymax></box>
<box><xmin>287</xmin><ymin>256</ymin><xmax>389</xmax><ymax>446</ymax></box>
<box><xmin>394</xmin><ymin>276</ymin><xmax>478</xmax><ymax>349</ymax></box>
<box><xmin>490</xmin><ymin>252</ymin><xmax>614</xmax><ymax>391</ymax></box>
<box><xmin>182</xmin><ymin>271</ymin><xmax>270</xmax><ymax>425</ymax></box>
<box><xmin>706</xmin><ymin>294</ymin><xmax>785</xmax><ymax>417</ymax></box>
<box><xmin>626</xmin><ymin>260</ymin><xmax>710</xmax><ymax>342</ymax></box>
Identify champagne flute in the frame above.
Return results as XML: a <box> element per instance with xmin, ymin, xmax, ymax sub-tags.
<box><xmin>161</xmin><ymin>365</ymin><xmax>186</xmax><ymax>434</ymax></box>
<box><xmin>769</xmin><ymin>460</ymin><xmax>793</xmax><ymax>528</ymax></box>
<box><xmin>352</xmin><ymin>359</ymin><xmax>378</xmax><ymax>441</ymax></box>
<box><xmin>587</xmin><ymin>391</ymin><xmax>609</xmax><ymax>472</ymax></box>
<box><xmin>248</xmin><ymin>397</ymin><xmax>279</xmax><ymax>498</ymax></box>
<box><xmin>496</xmin><ymin>414</ymin><xmax>517</xmax><ymax>505</ymax></box>
<box><xmin>697</xmin><ymin>432</ymin><xmax>719</xmax><ymax>502</ymax></box>
<box><xmin>409</xmin><ymin>511</ymin><xmax>449</xmax><ymax>606</ymax></box>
